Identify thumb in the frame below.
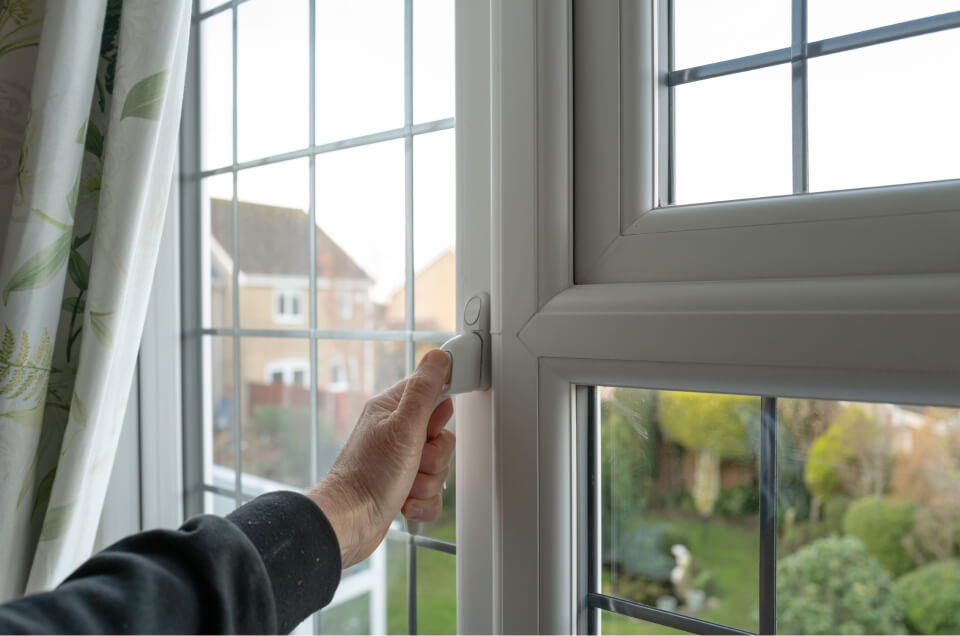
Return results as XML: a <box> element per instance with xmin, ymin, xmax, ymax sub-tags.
<box><xmin>394</xmin><ymin>349</ymin><xmax>450</xmax><ymax>430</ymax></box>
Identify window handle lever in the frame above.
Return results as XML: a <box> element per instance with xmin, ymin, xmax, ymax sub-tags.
<box><xmin>438</xmin><ymin>292</ymin><xmax>491</xmax><ymax>397</ymax></box>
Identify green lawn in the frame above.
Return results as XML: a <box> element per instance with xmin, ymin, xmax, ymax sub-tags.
<box><xmin>605</xmin><ymin>514</ymin><xmax>759</xmax><ymax>635</ymax></box>
<box><xmin>378</xmin><ymin>512</ymin><xmax>758</xmax><ymax>635</ymax></box>
<box><xmin>387</xmin><ymin>516</ymin><xmax>457</xmax><ymax>635</ymax></box>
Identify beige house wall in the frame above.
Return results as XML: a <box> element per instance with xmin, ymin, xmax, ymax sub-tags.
<box><xmin>385</xmin><ymin>249</ymin><xmax>456</xmax><ymax>332</ymax></box>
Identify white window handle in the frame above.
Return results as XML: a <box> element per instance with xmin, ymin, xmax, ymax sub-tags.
<box><xmin>437</xmin><ymin>292</ymin><xmax>491</xmax><ymax>398</ymax></box>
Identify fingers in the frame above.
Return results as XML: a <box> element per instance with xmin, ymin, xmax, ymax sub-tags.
<box><xmin>426</xmin><ymin>397</ymin><xmax>454</xmax><ymax>440</ymax></box>
<box><xmin>394</xmin><ymin>350</ymin><xmax>450</xmax><ymax>430</ymax></box>
<box><xmin>419</xmin><ymin>429</ymin><xmax>456</xmax><ymax>475</ymax></box>
<box><xmin>402</xmin><ymin>494</ymin><xmax>443</xmax><ymax>522</ymax></box>
<box><xmin>408</xmin><ymin>465</ymin><xmax>449</xmax><ymax>500</ymax></box>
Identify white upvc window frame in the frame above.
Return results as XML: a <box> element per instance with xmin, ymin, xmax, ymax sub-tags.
<box><xmin>459</xmin><ymin>1</ymin><xmax>960</xmax><ymax>634</ymax></box>
<box><xmin>273</xmin><ymin>288</ymin><xmax>306</xmax><ymax>324</ymax></box>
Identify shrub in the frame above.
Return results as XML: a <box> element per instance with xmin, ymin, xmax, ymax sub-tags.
<box><xmin>777</xmin><ymin>535</ymin><xmax>905</xmax><ymax>635</ymax></box>
<box><xmin>895</xmin><ymin>561</ymin><xmax>960</xmax><ymax>635</ymax></box>
<box><xmin>614</xmin><ymin>523</ymin><xmax>689</xmax><ymax>582</ymax></box>
<box><xmin>822</xmin><ymin>496</ymin><xmax>851</xmax><ymax>534</ymax></box>
<box><xmin>844</xmin><ymin>496</ymin><xmax>917</xmax><ymax>576</ymax></box>
<box><xmin>715</xmin><ymin>484</ymin><xmax>760</xmax><ymax>518</ymax></box>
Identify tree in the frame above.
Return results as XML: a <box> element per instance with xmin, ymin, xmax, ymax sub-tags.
<box><xmin>658</xmin><ymin>391</ymin><xmax>754</xmax><ymax>518</ymax></box>
<box><xmin>804</xmin><ymin>405</ymin><xmax>893</xmax><ymax>518</ymax></box>
<box><xmin>844</xmin><ymin>496</ymin><xmax>917</xmax><ymax>576</ymax></box>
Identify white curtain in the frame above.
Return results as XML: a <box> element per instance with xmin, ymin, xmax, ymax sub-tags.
<box><xmin>0</xmin><ymin>0</ymin><xmax>190</xmax><ymax>599</ymax></box>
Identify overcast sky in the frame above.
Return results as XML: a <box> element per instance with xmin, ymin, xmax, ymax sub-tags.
<box><xmin>197</xmin><ymin>0</ymin><xmax>959</xmax><ymax>299</ymax></box>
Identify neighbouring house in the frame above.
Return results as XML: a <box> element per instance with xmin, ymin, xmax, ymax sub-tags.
<box><xmin>383</xmin><ymin>248</ymin><xmax>456</xmax><ymax>363</ymax></box>
<box><xmin>208</xmin><ymin>199</ymin><xmax>389</xmax><ymax>444</ymax></box>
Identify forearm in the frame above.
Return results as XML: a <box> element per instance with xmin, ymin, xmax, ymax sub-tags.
<box><xmin>0</xmin><ymin>491</ymin><xmax>341</xmax><ymax>635</ymax></box>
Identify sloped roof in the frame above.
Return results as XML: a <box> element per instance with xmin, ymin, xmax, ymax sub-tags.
<box><xmin>211</xmin><ymin>199</ymin><xmax>371</xmax><ymax>281</ymax></box>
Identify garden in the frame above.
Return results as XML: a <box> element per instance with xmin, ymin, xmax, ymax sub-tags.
<box><xmin>598</xmin><ymin>388</ymin><xmax>960</xmax><ymax>635</ymax></box>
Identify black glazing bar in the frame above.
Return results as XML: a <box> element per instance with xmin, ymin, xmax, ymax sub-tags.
<box><xmin>759</xmin><ymin>397</ymin><xmax>778</xmax><ymax>635</ymax></box>
<box><xmin>791</xmin><ymin>0</ymin><xmax>808</xmax><ymax>194</ymax></box>
<box><xmin>668</xmin><ymin>10</ymin><xmax>960</xmax><ymax>86</ymax></box>
<box><xmin>588</xmin><ymin>593</ymin><xmax>752</xmax><ymax>635</ymax></box>
<box><xmin>808</xmin><ymin>10</ymin><xmax>960</xmax><ymax>58</ymax></box>
<box><xmin>586</xmin><ymin>386</ymin><xmax>599</xmax><ymax>635</ymax></box>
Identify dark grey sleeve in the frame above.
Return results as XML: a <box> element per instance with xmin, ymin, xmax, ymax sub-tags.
<box><xmin>0</xmin><ymin>491</ymin><xmax>341</xmax><ymax>635</ymax></box>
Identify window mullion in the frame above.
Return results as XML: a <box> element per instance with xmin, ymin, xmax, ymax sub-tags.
<box><xmin>230</xmin><ymin>2</ymin><xmax>243</xmax><ymax>510</ymax></box>
<box><xmin>759</xmin><ymin>396</ymin><xmax>778</xmax><ymax>635</ymax></box>
<box><xmin>791</xmin><ymin>0</ymin><xmax>809</xmax><ymax>194</ymax></box>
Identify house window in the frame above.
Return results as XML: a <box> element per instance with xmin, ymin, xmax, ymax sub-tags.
<box><xmin>274</xmin><ymin>289</ymin><xmax>304</xmax><ymax>323</ymax></box>
<box><xmin>182</xmin><ymin>0</ymin><xmax>456</xmax><ymax>633</ymax></box>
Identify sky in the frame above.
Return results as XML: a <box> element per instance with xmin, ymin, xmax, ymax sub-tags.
<box><xmin>198</xmin><ymin>0</ymin><xmax>455</xmax><ymax>302</ymax></box>
<box><xmin>196</xmin><ymin>0</ymin><xmax>960</xmax><ymax>298</ymax></box>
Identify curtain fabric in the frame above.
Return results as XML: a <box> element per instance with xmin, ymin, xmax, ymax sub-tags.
<box><xmin>0</xmin><ymin>0</ymin><xmax>189</xmax><ymax>599</ymax></box>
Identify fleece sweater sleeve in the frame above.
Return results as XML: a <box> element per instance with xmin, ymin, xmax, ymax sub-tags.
<box><xmin>0</xmin><ymin>491</ymin><xmax>341</xmax><ymax>635</ymax></box>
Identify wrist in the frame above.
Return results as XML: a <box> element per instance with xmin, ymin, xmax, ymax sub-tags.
<box><xmin>306</xmin><ymin>475</ymin><xmax>368</xmax><ymax>569</ymax></box>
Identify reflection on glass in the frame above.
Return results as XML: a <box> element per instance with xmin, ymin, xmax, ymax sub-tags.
<box><xmin>599</xmin><ymin>387</ymin><xmax>760</xmax><ymax>633</ymax></box>
<box><xmin>673</xmin><ymin>65</ymin><xmax>791</xmax><ymax>205</ymax></box>
<box><xmin>316</xmin><ymin>141</ymin><xmax>405</xmax><ymax>331</ymax></box>
<box><xmin>414</xmin><ymin>0</ymin><xmax>455</xmax><ymax>123</ymax></box>
<box><xmin>316</xmin><ymin>340</ymin><xmax>407</xmax><ymax>476</ymax></box>
<box><xmin>231</xmin><ymin>337</ymin><xmax>311</xmax><ymax>488</ymax></box>
<box><xmin>413</xmin><ymin>129</ymin><xmax>456</xmax><ymax>332</ymax></box>
<box><xmin>316</xmin><ymin>0</ymin><xmax>404</xmax><ymax>144</ymax></box>
<box><xmin>234</xmin><ymin>159</ymin><xmax>310</xmax><ymax>329</ymax></box>
<box><xmin>416</xmin><ymin>548</ymin><xmax>456</xmax><ymax>634</ymax></box>
<box><xmin>600</xmin><ymin>610</ymin><xmax>691</xmax><ymax>635</ymax></box>
<box><xmin>808</xmin><ymin>31</ymin><xmax>960</xmax><ymax>193</ymax></box>
<box><xmin>198</xmin><ymin>0</ymin><xmax>227</xmax><ymax>13</ymax></box>
<box><xmin>205</xmin><ymin>336</ymin><xmax>236</xmax><ymax>478</ymax></box>
<box><xmin>776</xmin><ymin>398</ymin><xmax>960</xmax><ymax>635</ymax></box>
<box><xmin>673</xmin><ymin>0</ymin><xmax>789</xmax><ymax>70</ymax></box>
<box><xmin>808</xmin><ymin>0</ymin><xmax>960</xmax><ymax>41</ymax></box>
<box><xmin>202</xmin><ymin>173</ymin><xmax>233</xmax><ymax>328</ymax></box>
<box><xmin>199</xmin><ymin>11</ymin><xmax>232</xmax><ymax>170</ymax></box>
<box><xmin>237</xmin><ymin>0</ymin><xmax>309</xmax><ymax>161</ymax></box>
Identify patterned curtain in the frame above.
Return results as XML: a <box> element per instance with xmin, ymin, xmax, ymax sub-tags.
<box><xmin>0</xmin><ymin>0</ymin><xmax>189</xmax><ymax>599</ymax></box>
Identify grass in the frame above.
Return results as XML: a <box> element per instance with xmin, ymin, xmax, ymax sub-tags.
<box><xmin>386</xmin><ymin>515</ymin><xmax>457</xmax><ymax>634</ymax></box>
<box><xmin>605</xmin><ymin>513</ymin><xmax>760</xmax><ymax>635</ymax></box>
<box><xmin>374</xmin><ymin>511</ymin><xmax>759</xmax><ymax>635</ymax></box>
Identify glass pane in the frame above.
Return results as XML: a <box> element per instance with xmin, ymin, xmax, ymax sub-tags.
<box><xmin>414</xmin><ymin>0</ymin><xmax>455</xmax><ymax>123</ymax></box>
<box><xmin>387</xmin><ymin>534</ymin><xmax>410</xmax><ymax>634</ymax></box>
<box><xmin>413</xmin><ymin>129</ymin><xmax>456</xmax><ymax>332</ymax></box>
<box><xmin>416</xmin><ymin>548</ymin><xmax>456</xmax><ymax>634</ymax></box>
<box><xmin>808</xmin><ymin>30</ymin><xmax>960</xmax><ymax>193</ymax></box>
<box><xmin>673</xmin><ymin>0</ymin><xmax>790</xmax><ymax>70</ymax></box>
<box><xmin>808</xmin><ymin>0</ymin><xmax>960</xmax><ymax>42</ymax></box>
<box><xmin>239</xmin><ymin>337</ymin><xmax>311</xmax><ymax>489</ymax></box>
<box><xmin>199</xmin><ymin>10</ymin><xmax>232</xmax><ymax>171</ymax></box>
<box><xmin>673</xmin><ymin>65</ymin><xmax>791</xmax><ymax>205</ymax></box>
<box><xmin>235</xmin><ymin>158</ymin><xmax>310</xmax><ymax>329</ymax></box>
<box><xmin>237</xmin><ymin>0</ymin><xmax>309</xmax><ymax>161</ymax></box>
<box><xmin>320</xmin><ymin>593</ymin><xmax>372</xmax><ymax>634</ymax></box>
<box><xmin>315</xmin><ymin>141</ymin><xmax>405</xmax><ymax>331</ymax></box>
<box><xmin>204</xmin><ymin>491</ymin><xmax>238</xmax><ymax>516</ymax></box>
<box><xmin>600</xmin><ymin>610</ymin><xmax>691</xmax><ymax>635</ymax></box>
<box><xmin>205</xmin><ymin>336</ymin><xmax>237</xmax><ymax>480</ymax></box>
<box><xmin>202</xmin><ymin>173</ymin><xmax>234</xmax><ymax>328</ymax></box>
<box><xmin>776</xmin><ymin>398</ymin><xmax>960</xmax><ymax>636</ymax></box>
<box><xmin>198</xmin><ymin>0</ymin><xmax>228</xmax><ymax>14</ymax></box>
<box><xmin>316</xmin><ymin>0</ymin><xmax>404</xmax><ymax>144</ymax></box>
<box><xmin>316</xmin><ymin>340</ymin><xmax>407</xmax><ymax>476</ymax></box>
<box><xmin>599</xmin><ymin>387</ymin><xmax>760</xmax><ymax>633</ymax></box>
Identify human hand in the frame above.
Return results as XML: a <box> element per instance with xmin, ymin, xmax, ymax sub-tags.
<box><xmin>306</xmin><ymin>350</ymin><xmax>455</xmax><ymax>568</ymax></box>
